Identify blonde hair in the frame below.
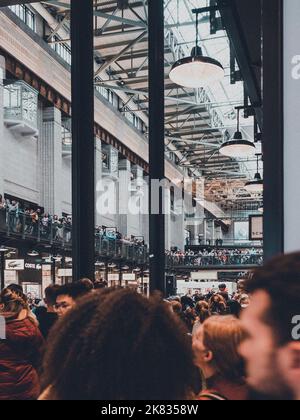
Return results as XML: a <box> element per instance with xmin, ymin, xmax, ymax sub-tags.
<box><xmin>202</xmin><ymin>316</ymin><xmax>247</xmax><ymax>382</ymax></box>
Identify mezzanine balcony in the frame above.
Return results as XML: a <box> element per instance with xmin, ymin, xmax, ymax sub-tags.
<box><xmin>3</xmin><ymin>80</ymin><xmax>39</xmax><ymax>137</ymax></box>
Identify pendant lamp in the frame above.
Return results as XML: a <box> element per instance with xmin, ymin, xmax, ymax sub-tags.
<box><xmin>219</xmin><ymin>108</ymin><xmax>256</xmax><ymax>158</ymax></box>
<box><xmin>245</xmin><ymin>155</ymin><xmax>264</xmax><ymax>193</ymax></box>
<box><xmin>169</xmin><ymin>13</ymin><xmax>224</xmax><ymax>88</ymax></box>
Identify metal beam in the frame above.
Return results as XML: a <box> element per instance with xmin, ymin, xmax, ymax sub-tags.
<box><xmin>94</xmin><ymin>30</ymin><xmax>148</xmax><ymax>77</ymax></box>
<box><xmin>217</xmin><ymin>0</ymin><xmax>263</xmax><ymax>128</ymax></box>
<box><xmin>0</xmin><ymin>0</ymin><xmax>39</xmax><ymax>4</ymax></box>
<box><xmin>262</xmin><ymin>0</ymin><xmax>284</xmax><ymax>259</ymax></box>
<box><xmin>148</xmin><ymin>0</ymin><xmax>166</xmax><ymax>295</ymax></box>
<box><xmin>94</xmin><ymin>10</ymin><xmax>147</xmax><ymax>28</ymax></box>
<box><xmin>71</xmin><ymin>0</ymin><xmax>95</xmax><ymax>282</ymax></box>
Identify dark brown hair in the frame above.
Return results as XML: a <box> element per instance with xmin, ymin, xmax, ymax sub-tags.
<box><xmin>246</xmin><ymin>252</ymin><xmax>300</xmax><ymax>345</ymax></box>
<box><xmin>0</xmin><ymin>287</ymin><xmax>28</xmax><ymax>318</ymax></box>
<box><xmin>42</xmin><ymin>289</ymin><xmax>197</xmax><ymax>400</ymax></box>
<box><xmin>45</xmin><ymin>285</ymin><xmax>61</xmax><ymax>307</ymax></box>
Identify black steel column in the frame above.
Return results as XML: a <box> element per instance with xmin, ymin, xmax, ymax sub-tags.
<box><xmin>0</xmin><ymin>251</ymin><xmax>5</xmax><ymax>291</ymax></box>
<box><xmin>71</xmin><ymin>0</ymin><xmax>95</xmax><ymax>282</ymax></box>
<box><xmin>148</xmin><ymin>0</ymin><xmax>166</xmax><ymax>295</ymax></box>
<box><xmin>51</xmin><ymin>258</ymin><xmax>56</xmax><ymax>285</ymax></box>
<box><xmin>262</xmin><ymin>0</ymin><xmax>284</xmax><ymax>260</ymax></box>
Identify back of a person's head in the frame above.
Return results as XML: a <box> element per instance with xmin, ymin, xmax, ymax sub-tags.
<box><xmin>237</xmin><ymin>278</ymin><xmax>248</xmax><ymax>293</ymax></box>
<box><xmin>171</xmin><ymin>300</ymin><xmax>182</xmax><ymax>314</ymax></box>
<box><xmin>45</xmin><ymin>285</ymin><xmax>61</xmax><ymax>307</ymax></box>
<box><xmin>55</xmin><ymin>282</ymin><xmax>91</xmax><ymax>301</ymax></box>
<box><xmin>209</xmin><ymin>294</ymin><xmax>226</xmax><ymax>306</ymax></box>
<box><xmin>202</xmin><ymin>315</ymin><xmax>247</xmax><ymax>382</ymax></box>
<box><xmin>43</xmin><ymin>289</ymin><xmax>196</xmax><ymax>400</ymax></box>
<box><xmin>0</xmin><ymin>287</ymin><xmax>28</xmax><ymax>317</ymax></box>
<box><xmin>94</xmin><ymin>281</ymin><xmax>108</xmax><ymax>290</ymax></box>
<box><xmin>246</xmin><ymin>253</ymin><xmax>300</xmax><ymax>345</ymax></box>
<box><xmin>195</xmin><ymin>301</ymin><xmax>210</xmax><ymax>324</ymax></box>
<box><xmin>79</xmin><ymin>278</ymin><xmax>94</xmax><ymax>292</ymax></box>
<box><xmin>7</xmin><ymin>283</ymin><xmax>24</xmax><ymax>294</ymax></box>
<box><xmin>227</xmin><ymin>300</ymin><xmax>242</xmax><ymax>318</ymax></box>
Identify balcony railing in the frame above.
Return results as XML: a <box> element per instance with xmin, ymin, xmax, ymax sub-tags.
<box><xmin>3</xmin><ymin>81</ymin><xmax>38</xmax><ymax>136</ymax></box>
<box><xmin>166</xmin><ymin>252</ymin><xmax>263</xmax><ymax>268</ymax></box>
<box><xmin>0</xmin><ymin>209</ymin><xmax>148</xmax><ymax>265</ymax></box>
<box><xmin>0</xmin><ymin>208</ymin><xmax>263</xmax><ymax>269</ymax></box>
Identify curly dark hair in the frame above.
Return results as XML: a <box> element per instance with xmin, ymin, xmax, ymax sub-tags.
<box><xmin>42</xmin><ymin>288</ymin><xmax>197</xmax><ymax>400</ymax></box>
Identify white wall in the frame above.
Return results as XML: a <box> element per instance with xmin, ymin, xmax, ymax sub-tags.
<box><xmin>3</xmin><ymin>126</ymin><xmax>39</xmax><ymax>203</ymax></box>
<box><xmin>61</xmin><ymin>156</ymin><xmax>72</xmax><ymax>215</ymax></box>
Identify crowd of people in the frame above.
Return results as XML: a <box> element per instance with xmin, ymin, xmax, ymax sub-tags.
<box><xmin>0</xmin><ymin>252</ymin><xmax>300</xmax><ymax>401</ymax></box>
<box><xmin>168</xmin><ymin>281</ymin><xmax>251</xmax><ymax>335</ymax></box>
<box><xmin>166</xmin><ymin>248</ymin><xmax>264</xmax><ymax>266</ymax></box>
<box><xmin>0</xmin><ymin>195</ymin><xmax>72</xmax><ymax>242</ymax></box>
<box><xmin>95</xmin><ymin>227</ymin><xmax>145</xmax><ymax>247</ymax></box>
<box><xmin>0</xmin><ymin>195</ymin><xmax>146</xmax><ymax>250</ymax></box>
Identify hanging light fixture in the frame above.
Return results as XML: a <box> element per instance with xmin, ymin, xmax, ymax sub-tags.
<box><xmin>219</xmin><ymin>109</ymin><xmax>256</xmax><ymax>158</ymax></box>
<box><xmin>108</xmin><ymin>263</ymin><xmax>117</xmax><ymax>269</ymax></box>
<box><xmin>27</xmin><ymin>250</ymin><xmax>39</xmax><ymax>257</ymax></box>
<box><xmin>245</xmin><ymin>155</ymin><xmax>264</xmax><ymax>193</ymax></box>
<box><xmin>169</xmin><ymin>12</ymin><xmax>224</xmax><ymax>88</ymax></box>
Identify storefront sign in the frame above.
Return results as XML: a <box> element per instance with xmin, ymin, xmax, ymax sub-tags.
<box><xmin>122</xmin><ymin>273</ymin><xmax>136</xmax><ymax>281</ymax></box>
<box><xmin>24</xmin><ymin>262</ymin><xmax>42</xmax><ymax>270</ymax></box>
<box><xmin>108</xmin><ymin>274</ymin><xmax>119</xmax><ymax>282</ymax></box>
<box><xmin>5</xmin><ymin>259</ymin><xmax>25</xmax><ymax>271</ymax></box>
<box><xmin>249</xmin><ymin>215</ymin><xmax>263</xmax><ymax>241</ymax></box>
<box><xmin>4</xmin><ymin>270</ymin><xmax>17</xmax><ymax>287</ymax></box>
<box><xmin>58</xmin><ymin>269</ymin><xmax>73</xmax><ymax>277</ymax></box>
<box><xmin>191</xmin><ymin>271</ymin><xmax>218</xmax><ymax>281</ymax></box>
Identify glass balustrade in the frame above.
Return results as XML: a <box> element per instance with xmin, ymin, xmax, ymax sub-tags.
<box><xmin>0</xmin><ymin>208</ymin><xmax>148</xmax><ymax>265</ymax></box>
<box><xmin>3</xmin><ymin>81</ymin><xmax>38</xmax><ymax>129</ymax></box>
<box><xmin>0</xmin><ymin>208</ymin><xmax>262</xmax><ymax>268</ymax></box>
<box><xmin>166</xmin><ymin>252</ymin><xmax>263</xmax><ymax>268</ymax></box>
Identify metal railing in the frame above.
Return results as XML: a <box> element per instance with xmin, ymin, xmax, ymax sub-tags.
<box><xmin>166</xmin><ymin>252</ymin><xmax>263</xmax><ymax>268</ymax></box>
<box><xmin>0</xmin><ymin>208</ymin><xmax>263</xmax><ymax>268</ymax></box>
<box><xmin>3</xmin><ymin>81</ymin><xmax>38</xmax><ymax>129</ymax></box>
<box><xmin>0</xmin><ymin>209</ymin><xmax>148</xmax><ymax>264</ymax></box>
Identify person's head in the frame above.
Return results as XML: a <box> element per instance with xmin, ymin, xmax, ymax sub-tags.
<box><xmin>227</xmin><ymin>300</ymin><xmax>242</xmax><ymax>318</ymax></box>
<box><xmin>0</xmin><ymin>287</ymin><xmax>28</xmax><ymax>319</ymax></box>
<box><xmin>7</xmin><ymin>283</ymin><xmax>24</xmax><ymax>294</ymax></box>
<box><xmin>171</xmin><ymin>300</ymin><xmax>182</xmax><ymax>315</ymax></box>
<box><xmin>209</xmin><ymin>294</ymin><xmax>226</xmax><ymax>309</ymax></box>
<box><xmin>219</xmin><ymin>284</ymin><xmax>227</xmax><ymax>292</ymax></box>
<box><xmin>239</xmin><ymin>253</ymin><xmax>300</xmax><ymax>400</ymax></box>
<box><xmin>43</xmin><ymin>289</ymin><xmax>197</xmax><ymax>400</ymax></box>
<box><xmin>193</xmin><ymin>316</ymin><xmax>247</xmax><ymax>383</ymax></box>
<box><xmin>55</xmin><ymin>283</ymin><xmax>91</xmax><ymax>318</ymax></box>
<box><xmin>195</xmin><ymin>301</ymin><xmax>210</xmax><ymax>324</ymax></box>
<box><xmin>237</xmin><ymin>279</ymin><xmax>247</xmax><ymax>294</ymax></box>
<box><xmin>79</xmin><ymin>278</ymin><xmax>94</xmax><ymax>293</ymax></box>
<box><xmin>94</xmin><ymin>281</ymin><xmax>108</xmax><ymax>290</ymax></box>
<box><xmin>44</xmin><ymin>285</ymin><xmax>61</xmax><ymax>311</ymax></box>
